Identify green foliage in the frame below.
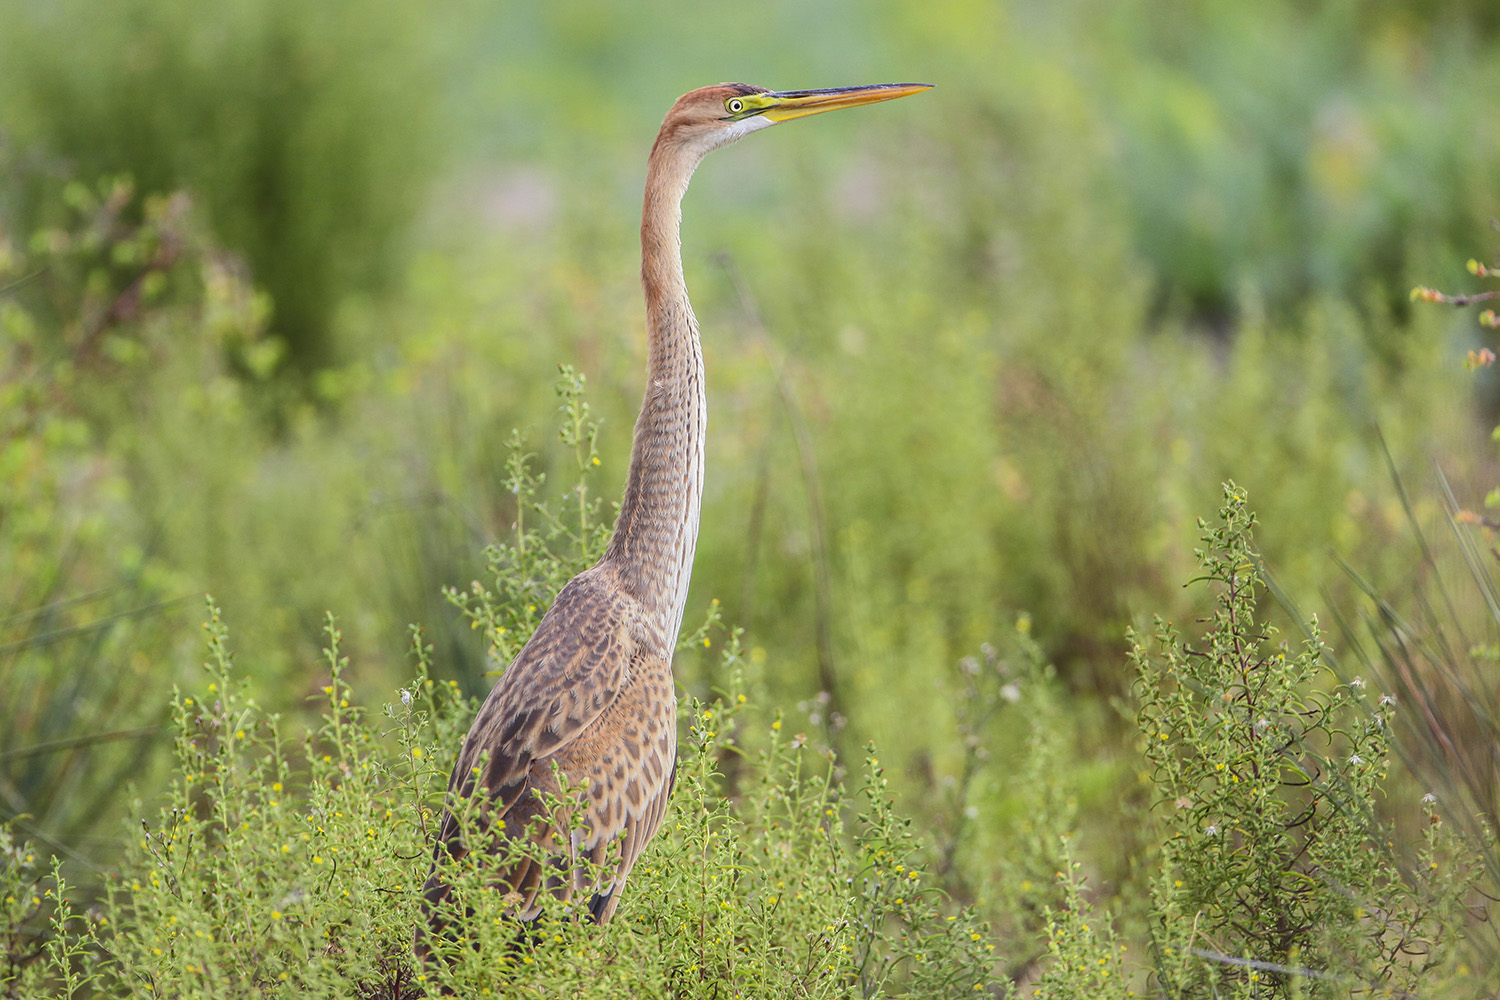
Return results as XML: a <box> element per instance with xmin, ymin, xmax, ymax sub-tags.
<box><xmin>1</xmin><ymin>825</ymin><xmax>48</xmax><ymax>995</ymax></box>
<box><xmin>1131</xmin><ymin>484</ymin><xmax>1480</xmax><ymax>996</ymax></box>
<box><xmin>1032</xmin><ymin>837</ymin><xmax>1131</xmax><ymax>1000</ymax></box>
<box><xmin>0</xmin><ymin>176</ymin><xmax>255</xmax><ymax>856</ymax></box>
<box><xmin>4</xmin><ymin>6</ymin><xmax>1500</xmax><ymax>998</ymax></box>
<box><xmin>1344</xmin><ymin>247</ymin><xmax>1500</xmax><ymax>976</ymax></box>
<box><xmin>29</xmin><ymin>626</ymin><xmax>997</xmax><ymax>1000</ymax></box>
<box><xmin>0</xmin><ymin>392</ymin><xmax>1003</xmax><ymax>998</ymax></box>
<box><xmin>85</xmin><ymin>606</ymin><xmax>446</xmax><ymax>997</ymax></box>
<box><xmin>1095</xmin><ymin>0</ymin><xmax>1500</xmax><ymax>322</ymax></box>
<box><xmin>0</xmin><ymin>0</ymin><xmax>451</xmax><ymax>369</ymax></box>
<box><xmin>445</xmin><ymin>365</ymin><xmax>616</xmax><ymax>675</ymax></box>
<box><xmin>3</xmin><ymin>408</ymin><xmax>1495</xmax><ymax>998</ymax></box>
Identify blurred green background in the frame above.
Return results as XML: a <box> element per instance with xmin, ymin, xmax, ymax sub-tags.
<box><xmin>2</xmin><ymin>0</ymin><xmax>1497</xmax><ymax>919</ymax></box>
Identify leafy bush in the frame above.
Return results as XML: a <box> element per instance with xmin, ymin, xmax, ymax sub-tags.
<box><xmin>1130</xmin><ymin>484</ymin><xmax>1487</xmax><ymax>996</ymax></box>
<box><xmin>0</xmin><ymin>392</ymin><xmax>1003</xmax><ymax>999</ymax></box>
<box><xmin>6</xmin><ymin>425</ymin><xmax>1497</xmax><ymax>998</ymax></box>
<box><xmin>0</xmin><ymin>0</ymin><xmax>450</xmax><ymax>370</ymax></box>
<box><xmin>0</xmin><ymin>176</ymin><xmax>265</xmax><ymax>858</ymax></box>
<box><xmin>2</xmin><ymin>618</ymin><xmax>1002</xmax><ymax>998</ymax></box>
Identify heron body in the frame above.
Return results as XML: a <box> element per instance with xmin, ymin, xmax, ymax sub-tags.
<box><xmin>420</xmin><ymin>80</ymin><xmax>930</xmax><ymax>953</ymax></box>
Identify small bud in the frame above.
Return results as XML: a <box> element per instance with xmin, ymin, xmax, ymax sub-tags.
<box><xmin>1465</xmin><ymin>348</ymin><xmax>1497</xmax><ymax>371</ymax></box>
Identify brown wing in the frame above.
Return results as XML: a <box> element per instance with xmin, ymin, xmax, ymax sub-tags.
<box><xmin>421</xmin><ymin>567</ymin><xmax>677</xmax><ymax>935</ymax></box>
<box><xmin>556</xmin><ymin>651</ymin><xmax>677</xmax><ymax>923</ymax></box>
<box><xmin>450</xmin><ymin>570</ymin><xmax>634</xmax><ymax>811</ymax></box>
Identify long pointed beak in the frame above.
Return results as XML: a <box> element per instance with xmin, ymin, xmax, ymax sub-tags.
<box><xmin>759</xmin><ymin>83</ymin><xmax>932</xmax><ymax>123</ymax></box>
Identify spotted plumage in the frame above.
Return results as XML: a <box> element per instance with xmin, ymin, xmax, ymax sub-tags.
<box><xmin>421</xmin><ymin>567</ymin><xmax>677</xmax><ymax>927</ymax></box>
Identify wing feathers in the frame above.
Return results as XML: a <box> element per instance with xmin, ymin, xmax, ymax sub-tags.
<box><xmin>422</xmin><ymin>568</ymin><xmax>678</xmax><ymax>939</ymax></box>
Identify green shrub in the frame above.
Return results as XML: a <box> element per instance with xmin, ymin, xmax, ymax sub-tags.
<box><xmin>1130</xmin><ymin>484</ymin><xmax>1484</xmax><ymax>996</ymax></box>
<box><xmin>0</xmin><ymin>176</ymin><xmax>251</xmax><ymax>859</ymax></box>
<box><xmin>8</xmin><ymin>467</ymin><xmax>1499</xmax><ymax>997</ymax></box>
<box><xmin>1031</xmin><ymin>836</ymin><xmax>1132</xmax><ymax>1000</ymax></box>
<box><xmin>0</xmin><ymin>388</ymin><xmax>1004</xmax><ymax>998</ymax></box>
<box><xmin>0</xmin><ymin>0</ymin><xmax>449</xmax><ymax>370</ymax></box>
<box><xmin>5</xmin><ymin>613</ymin><xmax>1002</xmax><ymax>997</ymax></box>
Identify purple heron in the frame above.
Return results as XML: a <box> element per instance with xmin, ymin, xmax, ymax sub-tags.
<box><xmin>419</xmin><ymin>80</ymin><xmax>930</xmax><ymax>955</ymax></box>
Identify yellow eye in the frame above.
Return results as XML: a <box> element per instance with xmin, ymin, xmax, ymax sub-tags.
<box><xmin>726</xmin><ymin>98</ymin><xmax>745</xmax><ymax>114</ymax></box>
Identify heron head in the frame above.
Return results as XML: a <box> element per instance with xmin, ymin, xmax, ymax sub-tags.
<box><xmin>656</xmin><ymin>82</ymin><xmax>932</xmax><ymax>159</ymax></box>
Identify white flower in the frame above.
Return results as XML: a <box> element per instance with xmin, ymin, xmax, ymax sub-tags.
<box><xmin>1350</xmin><ymin>677</ymin><xmax>1366</xmax><ymax>690</ymax></box>
<box><xmin>1204</xmin><ymin>824</ymin><xmax>1219</xmax><ymax>837</ymax></box>
<box><xmin>1348</xmin><ymin>754</ymin><xmax>1364</xmax><ymax>766</ymax></box>
<box><xmin>1421</xmin><ymin>793</ymin><xmax>1437</xmax><ymax>806</ymax></box>
<box><xmin>999</xmin><ymin>683</ymin><xmax>1021</xmax><ymax>703</ymax></box>
<box><xmin>400</xmin><ymin>689</ymin><xmax>413</xmax><ymax>706</ymax></box>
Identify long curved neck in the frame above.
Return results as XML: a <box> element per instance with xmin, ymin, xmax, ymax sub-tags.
<box><xmin>603</xmin><ymin>135</ymin><xmax>707</xmax><ymax>646</ymax></box>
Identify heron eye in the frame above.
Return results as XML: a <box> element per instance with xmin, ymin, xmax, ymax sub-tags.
<box><xmin>726</xmin><ymin>98</ymin><xmax>745</xmax><ymax>115</ymax></box>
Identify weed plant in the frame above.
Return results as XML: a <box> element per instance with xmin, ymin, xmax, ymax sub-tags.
<box><xmin>0</xmin><ymin>386</ymin><xmax>1002</xmax><ymax>999</ymax></box>
<box><xmin>1129</xmin><ymin>485</ymin><xmax>1487</xmax><ymax>997</ymax></box>
<box><xmin>5</xmin><ymin>405</ymin><xmax>1497</xmax><ymax>997</ymax></box>
<box><xmin>0</xmin><ymin>0</ymin><xmax>450</xmax><ymax>369</ymax></box>
<box><xmin>0</xmin><ymin>177</ymin><xmax>248</xmax><ymax>858</ymax></box>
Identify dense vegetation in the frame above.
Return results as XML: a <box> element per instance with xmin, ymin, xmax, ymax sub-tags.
<box><xmin>3</xmin><ymin>0</ymin><xmax>1500</xmax><ymax>995</ymax></box>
